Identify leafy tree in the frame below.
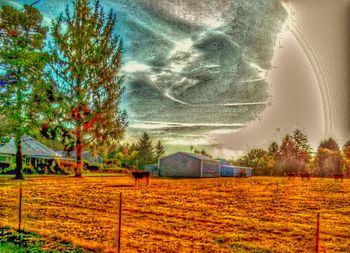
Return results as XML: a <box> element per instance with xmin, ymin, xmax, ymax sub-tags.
<box><xmin>277</xmin><ymin>134</ymin><xmax>298</xmax><ymax>173</ymax></box>
<box><xmin>136</xmin><ymin>132</ymin><xmax>154</xmax><ymax>169</ymax></box>
<box><xmin>154</xmin><ymin>140</ymin><xmax>165</xmax><ymax>163</ymax></box>
<box><xmin>0</xmin><ymin>5</ymin><xmax>48</xmax><ymax>179</ymax></box>
<box><xmin>237</xmin><ymin>148</ymin><xmax>268</xmax><ymax>175</ymax></box>
<box><xmin>343</xmin><ymin>140</ymin><xmax>350</xmax><ymax>176</ymax></box>
<box><xmin>314</xmin><ymin>138</ymin><xmax>343</xmax><ymax>176</ymax></box>
<box><xmin>47</xmin><ymin>0</ymin><xmax>127</xmax><ymax>177</ymax></box>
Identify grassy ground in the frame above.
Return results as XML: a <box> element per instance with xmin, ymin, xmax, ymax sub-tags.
<box><xmin>0</xmin><ymin>226</ymin><xmax>93</xmax><ymax>252</ymax></box>
<box><xmin>0</xmin><ymin>176</ymin><xmax>349</xmax><ymax>253</ymax></box>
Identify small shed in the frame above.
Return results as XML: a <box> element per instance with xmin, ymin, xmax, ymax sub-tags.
<box><xmin>159</xmin><ymin>152</ymin><xmax>221</xmax><ymax>178</ymax></box>
<box><xmin>220</xmin><ymin>165</ymin><xmax>253</xmax><ymax>177</ymax></box>
<box><xmin>145</xmin><ymin>164</ymin><xmax>159</xmax><ymax>177</ymax></box>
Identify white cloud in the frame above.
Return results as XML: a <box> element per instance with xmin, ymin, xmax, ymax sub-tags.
<box><xmin>122</xmin><ymin>61</ymin><xmax>151</xmax><ymax>73</ymax></box>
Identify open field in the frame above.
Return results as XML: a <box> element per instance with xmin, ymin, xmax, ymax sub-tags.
<box><xmin>0</xmin><ymin>176</ymin><xmax>349</xmax><ymax>253</ymax></box>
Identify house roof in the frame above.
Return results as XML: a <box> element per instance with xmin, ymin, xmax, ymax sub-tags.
<box><xmin>57</xmin><ymin>150</ymin><xmax>103</xmax><ymax>163</ymax></box>
<box><xmin>0</xmin><ymin>135</ymin><xmax>62</xmax><ymax>158</ymax></box>
<box><xmin>57</xmin><ymin>150</ymin><xmax>102</xmax><ymax>158</ymax></box>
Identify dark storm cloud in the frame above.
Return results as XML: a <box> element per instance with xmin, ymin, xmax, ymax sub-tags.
<box><xmin>1</xmin><ymin>0</ymin><xmax>287</xmax><ymax>143</ymax></box>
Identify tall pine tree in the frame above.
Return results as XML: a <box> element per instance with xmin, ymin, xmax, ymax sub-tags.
<box><xmin>154</xmin><ymin>140</ymin><xmax>165</xmax><ymax>163</ymax></box>
<box><xmin>0</xmin><ymin>5</ymin><xmax>48</xmax><ymax>179</ymax></box>
<box><xmin>136</xmin><ymin>132</ymin><xmax>154</xmax><ymax>170</ymax></box>
<box><xmin>47</xmin><ymin>0</ymin><xmax>127</xmax><ymax>177</ymax></box>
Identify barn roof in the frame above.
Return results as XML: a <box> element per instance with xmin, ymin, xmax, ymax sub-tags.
<box><xmin>221</xmin><ymin>165</ymin><xmax>253</xmax><ymax>170</ymax></box>
<box><xmin>0</xmin><ymin>135</ymin><xmax>62</xmax><ymax>158</ymax></box>
<box><xmin>173</xmin><ymin>152</ymin><xmax>215</xmax><ymax>161</ymax></box>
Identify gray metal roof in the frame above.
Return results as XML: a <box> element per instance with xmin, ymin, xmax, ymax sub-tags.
<box><xmin>0</xmin><ymin>135</ymin><xmax>62</xmax><ymax>158</ymax></box>
<box><xmin>172</xmin><ymin>152</ymin><xmax>215</xmax><ymax>161</ymax></box>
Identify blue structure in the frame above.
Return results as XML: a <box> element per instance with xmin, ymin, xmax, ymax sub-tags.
<box><xmin>220</xmin><ymin>165</ymin><xmax>253</xmax><ymax>177</ymax></box>
<box><xmin>145</xmin><ymin>164</ymin><xmax>159</xmax><ymax>177</ymax></box>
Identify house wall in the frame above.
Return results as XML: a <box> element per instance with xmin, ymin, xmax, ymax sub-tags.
<box><xmin>202</xmin><ymin>160</ymin><xmax>221</xmax><ymax>177</ymax></box>
<box><xmin>159</xmin><ymin>154</ymin><xmax>201</xmax><ymax>177</ymax></box>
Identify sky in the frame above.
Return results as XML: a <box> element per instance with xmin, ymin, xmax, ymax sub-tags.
<box><xmin>3</xmin><ymin>0</ymin><xmax>340</xmax><ymax>157</ymax></box>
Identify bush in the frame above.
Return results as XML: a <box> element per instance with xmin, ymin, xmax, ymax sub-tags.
<box><xmin>22</xmin><ymin>165</ymin><xmax>36</xmax><ymax>175</ymax></box>
<box><xmin>0</xmin><ymin>162</ymin><xmax>10</xmax><ymax>170</ymax></box>
<box><xmin>101</xmin><ymin>165</ymin><xmax>128</xmax><ymax>174</ymax></box>
<box><xmin>84</xmin><ymin>162</ymin><xmax>103</xmax><ymax>171</ymax></box>
<box><xmin>0</xmin><ymin>163</ymin><xmax>15</xmax><ymax>174</ymax></box>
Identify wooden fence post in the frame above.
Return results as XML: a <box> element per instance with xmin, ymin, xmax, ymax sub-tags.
<box><xmin>118</xmin><ymin>192</ymin><xmax>122</xmax><ymax>253</ymax></box>
<box><xmin>316</xmin><ymin>212</ymin><xmax>320</xmax><ymax>253</ymax></box>
<box><xmin>18</xmin><ymin>182</ymin><xmax>22</xmax><ymax>232</ymax></box>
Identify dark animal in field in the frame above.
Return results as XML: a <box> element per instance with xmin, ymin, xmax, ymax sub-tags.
<box><xmin>286</xmin><ymin>172</ymin><xmax>296</xmax><ymax>180</ymax></box>
<box><xmin>131</xmin><ymin>171</ymin><xmax>150</xmax><ymax>186</ymax></box>
<box><xmin>333</xmin><ymin>173</ymin><xmax>343</xmax><ymax>182</ymax></box>
<box><xmin>299</xmin><ymin>172</ymin><xmax>310</xmax><ymax>181</ymax></box>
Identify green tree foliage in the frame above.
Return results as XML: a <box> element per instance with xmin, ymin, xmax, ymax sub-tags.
<box><xmin>136</xmin><ymin>132</ymin><xmax>154</xmax><ymax>169</ymax></box>
<box><xmin>314</xmin><ymin>138</ymin><xmax>343</xmax><ymax>176</ymax></box>
<box><xmin>154</xmin><ymin>140</ymin><xmax>165</xmax><ymax>163</ymax></box>
<box><xmin>0</xmin><ymin>4</ymin><xmax>48</xmax><ymax>179</ymax></box>
<box><xmin>237</xmin><ymin>148</ymin><xmax>269</xmax><ymax>175</ymax></box>
<box><xmin>47</xmin><ymin>0</ymin><xmax>127</xmax><ymax>177</ymax></box>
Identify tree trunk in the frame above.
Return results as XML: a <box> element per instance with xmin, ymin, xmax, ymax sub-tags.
<box><xmin>14</xmin><ymin>137</ymin><xmax>24</xmax><ymax>180</ymax></box>
<box><xmin>75</xmin><ymin>127</ymin><xmax>83</xmax><ymax>177</ymax></box>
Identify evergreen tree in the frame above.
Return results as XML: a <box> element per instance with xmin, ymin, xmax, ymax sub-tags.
<box><xmin>0</xmin><ymin>5</ymin><xmax>48</xmax><ymax>179</ymax></box>
<box><xmin>292</xmin><ymin>129</ymin><xmax>311</xmax><ymax>172</ymax></box>
<box><xmin>319</xmin><ymin>137</ymin><xmax>339</xmax><ymax>151</ymax></box>
<box><xmin>47</xmin><ymin>0</ymin><xmax>127</xmax><ymax>177</ymax></box>
<box><xmin>268</xmin><ymin>141</ymin><xmax>279</xmax><ymax>156</ymax></box>
<box><xmin>136</xmin><ymin>132</ymin><xmax>154</xmax><ymax>169</ymax></box>
<box><xmin>154</xmin><ymin>140</ymin><xmax>165</xmax><ymax>162</ymax></box>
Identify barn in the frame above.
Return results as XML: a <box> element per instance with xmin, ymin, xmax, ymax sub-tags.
<box><xmin>159</xmin><ymin>152</ymin><xmax>221</xmax><ymax>178</ymax></box>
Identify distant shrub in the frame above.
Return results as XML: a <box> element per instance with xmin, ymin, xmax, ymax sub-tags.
<box><xmin>84</xmin><ymin>162</ymin><xmax>103</xmax><ymax>171</ymax></box>
<box><xmin>22</xmin><ymin>165</ymin><xmax>36</xmax><ymax>175</ymax></box>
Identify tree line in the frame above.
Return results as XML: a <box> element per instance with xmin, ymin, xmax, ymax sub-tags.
<box><xmin>107</xmin><ymin>132</ymin><xmax>165</xmax><ymax>170</ymax></box>
<box><xmin>235</xmin><ymin>129</ymin><xmax>349</xmax><ymax>177</ymax></box>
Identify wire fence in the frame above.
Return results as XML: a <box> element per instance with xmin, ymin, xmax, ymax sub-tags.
<box><xmin>0</xmin><ymin>176</ymin><xmax>348</xmax><ymax>253</ymax></box>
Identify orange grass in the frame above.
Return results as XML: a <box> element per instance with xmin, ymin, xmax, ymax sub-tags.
<box><xmin>0</xmin><ymin>176</ymin><xmax>349</xmax><ymax>252</ymax></box>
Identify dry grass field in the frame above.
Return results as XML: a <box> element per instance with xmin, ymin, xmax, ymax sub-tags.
<box><xmin>0</xmin><ymin>176</ymin><xmax>349</xmax><ymax>253</ymax></box>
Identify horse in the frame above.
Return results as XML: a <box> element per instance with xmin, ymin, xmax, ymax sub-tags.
<box><xmin>333</xmin><ymin>173</ymin><xmax>344</xmax><ymax>182</ymax></box>
<box><xmin>131</xmin><ymin>171</ymin><xmax>150</xmax><ymax>186</ymax></box>
<box><xmin>286</xmin><ymin>172</ymin><xmax>296</xmax><ymax>180</ymax></box>
<box><xmin>299</xmin><ymin>172</ymin><xmax>310</xmax><ymax>181</ymax></box>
